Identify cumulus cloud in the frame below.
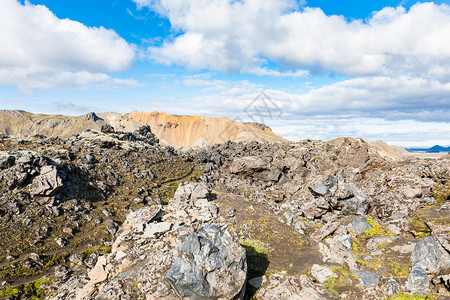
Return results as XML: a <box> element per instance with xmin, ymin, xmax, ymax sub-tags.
<box><xmin>0</xmin><ymin>0</ymin><xmax>136</xmax><ymax>90</ymax></box>
<box><xmin>267</xmin><ymin>117</ymin><xmax>450</xmax><ymax>147</ymax></box>
<box><xmin>161</xmin><ymin>75</ymin><xmax>449</xmax><ymax>122</ymax></box>
<box><xmin>135</xmin><ymin>0</ymin><xmax>450</xmax><ymax>79</ymax></box>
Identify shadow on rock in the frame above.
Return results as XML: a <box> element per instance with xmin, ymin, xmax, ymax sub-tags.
<box><xmin>241</xmin><ymin>244</ymin><xmax>270</xmax><ymax>299</ymax></box>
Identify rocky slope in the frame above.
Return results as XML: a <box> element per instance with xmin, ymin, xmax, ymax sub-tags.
<box><xmin>0</xmin><ymin>127</ymin><xmax>449</xmax><ymax>299</ymax></box>
<box><xmin>0</xmin><ymin>110</ymin><xmax>285</xmax><ymax>147</ymax></box>
<box><xmin>327</xmin><ymin>137</ymin><xmax>410</xmax><ymax>160</ymax></box>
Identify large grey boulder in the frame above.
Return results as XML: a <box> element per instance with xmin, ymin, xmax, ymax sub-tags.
<box><xmin>309</xmin><ymin>177</ymin><xmax>337</xmax><ymax>197</ymax></box>
<box><xmin>31</xmin><ymin>165</ymin><xmax>63</xmax><ymax>196</ymax></box>
<box><xmin>0</xmin><ymin>152</ymin><xmax>15</xmax><ymax>169</ymax></box>
<box><xmin>411</xmin><ymin>236</ymin><xmax>450</xmax><ymax>274</ymax></box>
<box><xmin>406</xmin><ymin>265</ymin><xmax>429</xmax><ymax>291</ymax></box>
<box><xmin>166</xmin><ymin>224</ymin><xmax>247</xmax><ymax>300</ymax></box>
<box><xmin>342</xmin><ymin>183</ymin><xmax>370</xmax><ymax>216</ymax></box>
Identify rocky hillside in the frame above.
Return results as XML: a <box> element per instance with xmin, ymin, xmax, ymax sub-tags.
<box><xmin>0</xmin><ymin>126</ymin><xmax>449</xmax><ymax>299</ymax></box>
<box><xmin>0</xmin><ymin>110</ymin><xmax>285</xmax><ymax>147</ymax></box>
<box><xmin>328</xmin><ymin>137</ymin><xmax>410</xmax><ymax>160</ymax></box>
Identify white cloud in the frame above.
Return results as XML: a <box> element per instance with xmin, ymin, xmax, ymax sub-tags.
<box><xmin>0</xmin><ymin>0</ymin><xmax>136</xmax><ymax>90</ymax></box>
<box><xmin>266</xmin><ymin>117</ymin><xmax>450</xmax><ymax>147</ymax></box>
<box><xmin>136</xmin><ymin>73</ymin><xmax>449</xmax><ymax>146</ymax></box>
<box><xmin>136</xmin><ymin>0</ymin><xmax>450</xmax><ymax>79</ymax></box>
<box><xmin>160</xmin><ymin>75</ymin><xmax>450</xmax><ymax>122</ymax></box>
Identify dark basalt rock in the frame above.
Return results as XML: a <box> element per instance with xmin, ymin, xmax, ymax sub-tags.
<box><xmin>166</xmin><ymin>224</ymin><xmax>247</xmax><ymax>300</ymax></box>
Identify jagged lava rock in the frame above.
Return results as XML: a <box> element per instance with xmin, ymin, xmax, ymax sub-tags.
<box><xmin>166</xmin><ymin>224</ymin><xmax>247</xmax><ymax>300</ymax></box>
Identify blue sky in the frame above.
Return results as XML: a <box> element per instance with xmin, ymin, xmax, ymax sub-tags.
<box><xmin>1</xmin><ymin>0</ymin><xmax>450</xmax><ymax>146</ymax></box>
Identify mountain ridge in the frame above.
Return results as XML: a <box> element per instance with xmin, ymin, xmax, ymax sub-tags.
<box><xmin>0</xmin><ymin>110</ymin><xmax>286</xmax><ymax>147</ymax></box>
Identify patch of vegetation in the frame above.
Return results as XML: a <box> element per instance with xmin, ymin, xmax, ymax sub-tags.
<box><xmin>157</xmin><ymin>182</ymin><xmax>180</xmax><ymax>205</ymax></box>
<box><xmin>0</xmin><ymin>253</ymin><xmax>67</xmax><ymax>281</ymax></box>
<box><xmin>364</xmin><ymin>216</ymin><xmax>394</xmax><ymax>237</ymax></box>
<box><xmin>434</xmin><ymin>183</ymin><xmax>450</xmax><ymax>205</ymax></box>
<box><xmin>240</xmin><ymin>239</ymin><xmax>270</xmax><ymax>255</ymax></box>
<box><xmin>324</xmin><ymin>265</ymin><xmax>358</xmax><ymax>296</ymax></box>
<box><xmin>0</xmin><ymin>277</ymin><xmax>52</xmax><ymax>300</ymax></box>
<box><xmin>0</xmin><ymin>287</ymin><xmax>19</xmax><ymax>299</ymax></box>
<box><xmin>384</xmin><ymin>293</ymin><xmax>439</xmax><ymax>300</ymax></box>
<box><xmin>387</xmin><ymin>261</ymin><xmax>411</xmax><ymax>278</ymax></box>
<box><xmin>82</xmin><ymin>244</ymin><xmax>112</xmax><ymax>259</ymax></box>
<box><xmin>410</xmin><ymin>212</ymin><xmax>432</xmax><ymax>238</ymax></box>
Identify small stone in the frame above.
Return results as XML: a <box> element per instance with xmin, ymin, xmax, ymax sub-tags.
<box><xmin>28</xmin><ymin>253</ymin><xmax>40</xmax><ymax>261</ymax></box>
<box><xmin>349</xmin><ymin>216</ymin><xmax>371</xmax><ymax>235</ymax></box>
<box><xmin>133</xmin><ymin>197</ymin><xmax>143</xmax><ymax>204</ymax></box>
<box><xmin>311</xmin><ymin>264</ymin><xmax>337</xmax><ymax>283</ymax></box>
<box><xmin>310</xmin><ymin>221</ymin><xmax>340</xmax><ymax>242</ymax></box>
<box><xmin>353</xmin><ymin>271</ymin><xmax>379</xmax><ymax>289</ymax></box>
<box><xmin>56</xmin><ymin>238</ymin><xmax>68</xmax><ymax>248</ymax></box>
<box><xmin>248</xmin><ymin>277</ymin><xmax>264</xmax><ymax>289</ymax></box>
<box><xmin>142</xmin><ymin>222</ymin><xmax>172</xmax><ymax>239</ymax></box>
<box><xmin>384</xmin><ymin>277</ymin><xmax>400</xmax><ymax>296</ymax></box>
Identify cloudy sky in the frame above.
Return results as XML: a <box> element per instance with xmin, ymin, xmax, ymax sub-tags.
<box><xmin>1</xmin><ymin>0</ymin><xmax>449</xmax><ymax>146</ymax></box>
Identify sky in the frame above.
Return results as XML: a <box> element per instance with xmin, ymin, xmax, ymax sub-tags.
<box><xmin>1</xmin><ymin>0</ymin><xmax>450</xmax><ymax>147</ymax></box>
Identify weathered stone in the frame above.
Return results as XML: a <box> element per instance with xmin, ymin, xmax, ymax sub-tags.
<box><xmin>309</xmin><ymin>177</ymin><xmax>336</xmax><ymax>197</ymax></box>
<box><xmin>88</xmin><ymin>255</ymin><xmax>109</xmax><ymax>284</ymax></box>
<box><xmin>349</xmin><ymin>216</ymin><xmax>372</xmax><ymax>234</ymax></box>
<box><xmin>426</xmin><ymin>222</ymin><xmax>450</xmax><ymax>253</ymax></box>
<box><xmin>248</xmin><ymin>277</ymin><xmax>264</xmax><ymax>289</ymax></box>
<box><xmin>0</xmin><ymin>153</ymin><xmax>15</xmax><ymax>169</ymax></box>
<box><xmin>411</xmin><ymin>236</ymin><xmax>450</xmax><ymax>274</ymax></box>
<box><xmin>384</xmin><ymin>277</ymin><xmax>400</xmax><ymax>296</ymax></box>
<box><xmin>310</xmin><ymin>264</ymin><xmax>337</xmax><ymax>283</ymax></box>
<box><xmin>142</xmin><ymin>222</ymin><xmax>172</xmax><ymax>239</ymax></box>
<box><xmin>31</xmin><ymin>165</ymin><xmax>63</xmax><ymax>196</ymax></box>
<box><xmin>319</xmin><ymin>236</ymin><xmax>357</xmax><ymax>270</ymax></box>
<box><xmin>310</xmin><ymin>221</ymin><xmax>340</xmax><ymax>242</ymax></box>
<box><xmin>406</xmin><ymin>265</ymin><xmax>429</xmax><ymax>291</ymax></box>
<box><xmin>353</xmin><ymin>271</ymin><xmax>380</xmax><ymax>289</ymax></box>
<box><xmin>342</xmin><ymin>183</ymin><xmax>370</xmax><ymax>216</ymax></box>
<box><xmin>256</xmin><ymin>275</ymin><xmax>302</xmax><ymax>300</ymax></box>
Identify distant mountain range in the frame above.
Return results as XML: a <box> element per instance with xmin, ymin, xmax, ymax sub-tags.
<box><xmin>406</xmin><ymin>145</ymin><xmax>450</xmax><ymax>153</ymax></box>
<box><xmin>0</xmin><ymin>110</ymin><xmax>286</xmax><ymax>147</ymax></box>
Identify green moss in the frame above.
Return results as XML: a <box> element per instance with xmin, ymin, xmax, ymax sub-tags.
<box><xmin>364</xmin><ymin>216</ymin><xmax>394</xmax><ymax>237</ymax></box>
<box><xmin>0</xmin><ymin>277</ymin><xmax>52</xmax><ymax>300</ymax></box>
<box><xmin>157</xmin><ymin>182</ymin><xmax>180</xmax><ymax>205</ymax></box>
<box><xmin>240</xmin><ymin>239</ymin><xmax>270</xmax><ymax>255</ymax></box>
<box><xmin>0</xmin><ymin>287</ymin><xmax>19</xmax><ymax>299</ymax></box>
<box><xmin>387</xmin><ymin>262</ymin><xmax>411</xmax><ymax>278</ymax></box>
<box><xmin>384</xmin><ymin>293</ymin><xmax>438</xmax><ymax>300</ymax></box>
<box><xmin>187</xmin><ymin>168</ymin><xmax>202</xmax><ymax>182</ymax></box>
<box><xmin>0</xmin><ymin>253</ymin><xmax>67</xmax><ymax>281</ymax></box>
<box><xmin>325</xmin><ymin>265</ymin><xmax>357</xmax><ymax>295</ymax></box>
<box><xmin>82</xmin><ymin>244</ymin><xmax>112</xmax><ymax>259</ymax></box>
<box><xmin>434</xmin><ymin>183</ymin><xmax>450</xmax><ymax>205</ymax></box>
<box><xmin>410</xmin><ymin>213</ymin><xmax>432</xmax><ymax>238</ymax></box>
